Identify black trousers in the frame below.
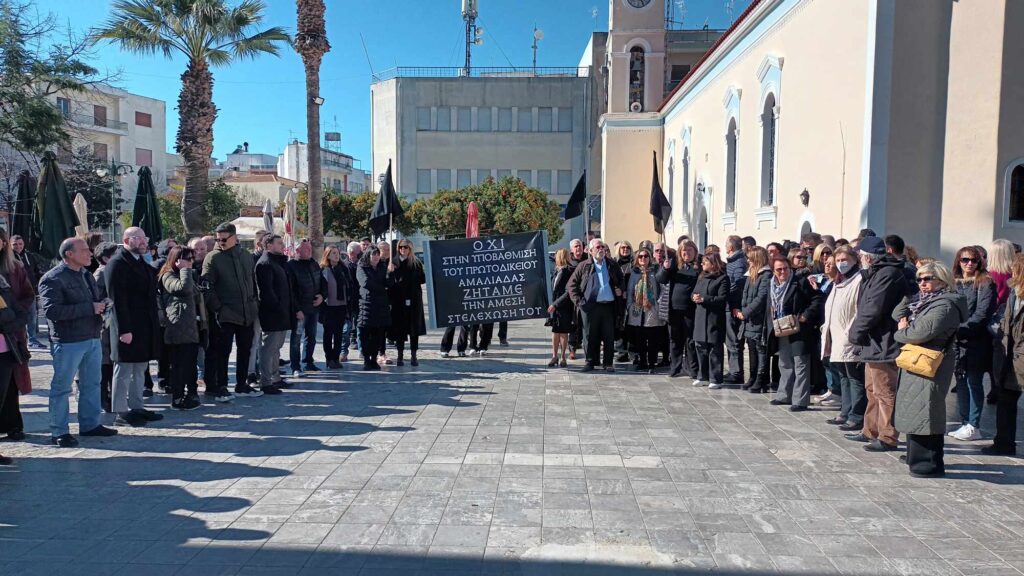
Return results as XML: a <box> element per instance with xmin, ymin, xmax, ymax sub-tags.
<box><xmin>582</xmin><ymin>303</ymin><xmax>616</xmax><ymax>367</ymax></box>
<box><xmin>498</xmin><ymin>321</ymin><xmax>508</xmax><ymax>341</ymax></box>
<box><xmin>470</xmin><ymin>324</ymin><xmax>494</xmax><ymax>351</ymax></box>
<box><xmin>633</xmin><ymin>325</ymin><xmax>662</xmax><ymax>368</ymax></box>
<box><xmin>725</xmin><ymin>315</ymin><xmax>744</xmax><ymax>377</ymax></box>
<box><xmin>993</xmin><ymin>388</ymin><xmax>1022</xmax><ymax>451</ymax></box>
<box><xmin>667</xmin><ymin>309</ymin><xmax>698</xmax><ymax>377</ymax></box>
<box><xmin>166</xmin><ymin>342</ymin><xmax>199</xmax><ymax>400</ymax></box>
<box><xmin>0</xmin><ymin>354</ymin><xmax>21</xmax><ymax>434</ymax></box>
<box><xmin>906</xmin><ymin>433</ymin><xmax>944</xmax><ymax>476</ymax></box>
<box><xmin>101</xmin><ymin>363</ymin><xmax>113</xmax><ymax>413</ymax></box>
<box><xmin>659</xmin><ymin>325</ymin><xmax>670</xmax><ymax>363</ymax></box>
<box><xmin>746</xmin><ymin>337</ymin><xmax>768</xmax><ymax>386</ymax></box>
<box><xmin>695</xmin><ymin>341</ymin><xmax>724</xmax><ymax>384</ymax></box>
<box><xmin>322</xmin><ymin>306</ymin><xmax>346</xmax><ymax>362</ymax></box>
<box><xmin>441</xmin><ymin>325</ymin><xmax>469</xmax><ymax>353</ymax></box>
<box><xmin>208</xmin><ymin>321</ymin><xmax>254</xmax><ymax>393</ymax></box>
<box><xmin>361</xmin><ymin>326</ymin><xmax>385</xmax><ymax>360</ymax></box>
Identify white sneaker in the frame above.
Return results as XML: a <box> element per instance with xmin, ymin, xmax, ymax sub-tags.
<box><xmin>708</xmin><ymin>382</ymin><xmax>723</xmax><ymax>390</ymax></box>
<box><xmin>951</xmin><ymin>424</ymin><xmax>982</xmax><ymax>441</ymax></box>
<box><xmin>947</xmin><ymin>424</ymin><xmax>967</xmax><ymax>438</ymax></box>
<box><xmin>692</xmin><ymin>380</ymin><xmax>705</xmax><ymax>387</ymax></box>
<box><xmin>813</xmin><ymin>391</ymin><xmax>833</xmax><ymax>404</ymax></box>
<box><xmin>214</xmin><ymin>393</ymin><xmax>233</xmax><ymax>403</ymax></box>
<box><xmin>441</xmin><ymin>352</ymin><xmax>451</xmax><ymax>358</ymax></box>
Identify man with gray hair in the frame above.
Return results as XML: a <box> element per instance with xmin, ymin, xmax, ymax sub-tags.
<box><xmin>847</xmin><ymin>236</ymin><xmax>909</xmax><ymax>453</ymax></box>
<box><xmin>40</xmin><ymin>237</ymin><xmax>118</xmax><ymax>446</ymax></box>
<box><xmin>344</xmin><ymin>241</ymin><xmax>362</xmax><ymax>360</ymax></box>
<box><xmin>567</xmin><ymin>238</ymin><xmax>623</xmax><ymax>372</ymax></box>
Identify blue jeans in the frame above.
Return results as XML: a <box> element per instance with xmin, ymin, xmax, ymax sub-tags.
<box><xmin>824</xmin><ymin>358</ymin><xmax>842</xmax><ymax>395</ymax></box>
<box><xmin>49</xmin><ymin>338</ymin><xmax>102</xmax><ymax>437</ymax></box>
<box><xmin>26</xmin><ymin>297</ymin><xmax>40</xmax><ymax>342</ymax></box>
<box><xmin>956</xmin><ymin>366</ymin><xmax>986</xmax><ymax>428</ymax></box>
<box><xmin>341</xmin><ymin>317</ymin><xmax>353</xmax><ymax>356</ymax></box>
<box><xmin>290</xmin><ymin>309</ymin><xmax>320</xmax><ymax>370</ymax></box>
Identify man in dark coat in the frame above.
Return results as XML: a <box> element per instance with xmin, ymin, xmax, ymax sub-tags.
<box><xmin>255</xmin><ymin>235</ymin><xmax>295</xmax><ymax>394</ymax></box>
<box><xmin>724</xmin><ymin>235</ymin><xmax>748</xmax><ymax>383</ymax></box>
<box><xmin>287</xmin><ymin>239</ymin><xmax>324</xmax><ymax>376</ymax></box>
<box><xmin>884</xmin><ymin>234</ymin><xmax>919</xmax><ymax>296</ymax></box>
<box><xmin>567</xmin><ymin>239</ymin><xmax>624</xmax><ymax>372</ymax></box>
<box><xmin>847</xmin><ymin>236</ymin><xmax>910</xmax><ymax>452</ymax></box>
<box><xmin>105</xmin><ymin>227</ymin><xmax>163</xmax><ymax>427</ymax></box>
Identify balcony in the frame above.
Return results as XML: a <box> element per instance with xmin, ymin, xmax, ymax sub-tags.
<box><xmin>63</xmin><ymin>111</ymin><xmax>128</xmax><ymax>132</ymax></box>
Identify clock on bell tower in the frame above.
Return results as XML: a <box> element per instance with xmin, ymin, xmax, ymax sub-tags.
<box><xmin>606</xmin><ymin>0</ymin><xmax>666</xmax><ymax>114</ymax></box>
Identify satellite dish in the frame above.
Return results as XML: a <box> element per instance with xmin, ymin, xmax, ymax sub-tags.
<box><xmin>534</xmin><ymin>28</ymin><xmax>544</xmax><ymax>41</ymax></box>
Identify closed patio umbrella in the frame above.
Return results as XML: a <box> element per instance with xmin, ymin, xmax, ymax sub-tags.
<box><xmin>132</xmin><ymin>165</ymin><xmax>162</xmax><ymax>243</ymax></box>
<box><xmin>73</xmin><ymin>193</ymin><xmax>89</xmax><ymax>237</ymax></box>
<box><xmin>283</xmin><ymin>188</ymin><xmax>297</xmax><ymax>256</ymax></box>
<box><xmin>11</xmin><ymin>170</ymin><xmax>35</xmax><ymax>243</ymax></box>
<box><xmin>33</xmin><ymin>151</ymin><xmax>79</xmax><ymax>261</ymax></box>
<box><xmin>262</xmin><ymin>198</ymin><xmax>274</xmax><ymax>237</ymax></box>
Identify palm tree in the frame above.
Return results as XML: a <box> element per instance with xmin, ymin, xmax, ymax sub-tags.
<box><xmin>94</xmin><ymin>0</ymin><xmax>289</xmax><ymax>234</ymax></box>
<box><xmin>294</xmin><ymin>0</ymin><xmax>329</xmax><ymax>255</ymax></box>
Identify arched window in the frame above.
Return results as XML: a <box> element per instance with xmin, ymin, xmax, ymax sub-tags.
<box><xmin>1010</xmin><ymin>164</ymin><xmax>1024</xmax><ymax>221</ymax></box>
<box><xmin>725</xmin><ymin>118</ymin><xmax>737</xmax><ymax>213</ymax></box>
<box><xmin>667</xmin><ymin>156</ymin><xmax>674</xmax><ymax>217</ymax></box>
<box><xmin>682</xmin><ymin>147</ymin><xmax>690</xmax><ymax>219</ymax></box>
<box><xmin>760</xmin><ymin>93</ymin><xmax>777</xmax><ymax>207</ymax></box>
<box><xmin>629</xmin><ymin>47</ymin><xmax>645</xmax><ymax>112</ymax></box>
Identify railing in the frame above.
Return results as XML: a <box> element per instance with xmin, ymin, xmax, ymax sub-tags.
<box><xmin>666</xmin><ymin>29</ymin><xmax>726</xmax><ymax>44</ymax></box>
<box><xmin>63</xmin><ymin>111</ymin><xmax>128</xmax><ymax>131</ymax></box>
<box><xmin>372</xmin><ymin>66</ymin><xmax>590</xmax><ymax>83</ymax></box>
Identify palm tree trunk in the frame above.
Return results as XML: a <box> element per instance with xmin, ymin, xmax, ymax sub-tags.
<box><xmin>296</xmin><ymin>0</ymin><xmax>329</xmax><ymax>258</ymax></box>
<box><xmin>177</xmin><ymin>60</ymin><xmax>216</xmax><ymax>234</ymax></box>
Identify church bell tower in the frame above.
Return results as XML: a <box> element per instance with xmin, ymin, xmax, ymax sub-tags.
<box><xmin>606</xmin><ymin>0</ymin><xmax>667</xmax><ymax>114</ymax></box>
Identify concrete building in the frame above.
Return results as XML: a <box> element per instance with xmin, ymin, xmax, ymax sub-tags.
<box><xmin>221</xmin><ymin>172</ymin><xmax>300</xmax><ymax>206</ymax></box>
<box><xmin>599</xmin><ymin>0</ymin><xmax>1024</xmax><ymax>259</ymax></box>
<box><xmin>277</xmin><ymin>140</ymin><xmax>368</xmax><ymax>194</ymax></box>
<box><xmin>52</xmin><ymin>83</ymin><xmax>168</xmax><ymax>195</ymax></box>
<box><xmin>370</xmin><ymin>68</ymin><xmax>592</xmax><ymax>248</ymax></box>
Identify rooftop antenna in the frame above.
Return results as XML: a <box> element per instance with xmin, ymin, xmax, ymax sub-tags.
<box><xmin>462</xmin><ymin>0</ymin><xmax>483</xmax><ymax>76</ymax></box>
<box><xmin>532</xmin><ymin>26</ymin><xmax>544</xmax><ymax>74</ymax></box>
<box><xmin>725</xmin><ymin>0</ymin><xmax>735</xmax><ymax>24</ymax></box>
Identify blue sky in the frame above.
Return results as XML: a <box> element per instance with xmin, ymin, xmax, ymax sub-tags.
<box><xmin>52</xmin><ymin>0</ymin><xmax>748</xmax><ymax>167</ymax></box>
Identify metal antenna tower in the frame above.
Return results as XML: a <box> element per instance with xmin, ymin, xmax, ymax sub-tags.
<box><xmin>462</xmin><ymin>0</ymin><xmax>483</xmax><ymax>76</ymax></box>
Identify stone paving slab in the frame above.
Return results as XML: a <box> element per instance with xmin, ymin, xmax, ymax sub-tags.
<box><xmin>2</xmin><ymin>320</ymin><xmax>1024</xmax><ymax>575</ymax></box>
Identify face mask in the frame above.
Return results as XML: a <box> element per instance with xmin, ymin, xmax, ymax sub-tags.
<box><xmin>143</xmin><ymin>253</ymin><xmax>153</xmax><ymax>263</ymax></box>
<box><xmin>836</xmin><ymin>261</ymin><xmax>853</xmax><ymax>275</ymax></box>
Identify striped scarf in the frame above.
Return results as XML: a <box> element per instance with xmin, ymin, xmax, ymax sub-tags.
<box><xmin>908</xmin><ymin>289</ymin><xmax>945</xmax><ymax>321</ymax></box>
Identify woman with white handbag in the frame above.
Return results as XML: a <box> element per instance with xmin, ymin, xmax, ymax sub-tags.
<box><xmin>766</xmin><ymin>255</ymin><xmax>825</xmax><ymax>411</ymax></box>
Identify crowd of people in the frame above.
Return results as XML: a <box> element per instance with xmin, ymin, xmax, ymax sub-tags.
<box><xmin>0</xmin><ymin>222</ymin><xmax>1021</xmax><ymax>480</ymax></box>
<box><xmin>548</xmin><ymin>230</ymin><xmax>1024</xmax><ymax>478</ymax></box>
<box><xmin>0</xmin><ymin>224</ymin><xmax>436</xmax><ymax>461</ymax></box>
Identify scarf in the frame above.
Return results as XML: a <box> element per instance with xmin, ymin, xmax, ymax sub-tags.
<box><xmin>770</xmin><ymin>274</ymin><xmax>791</xmax><ymax>319</ymax></box>
<box><xmin>908</xmin><ymin>289</ymin><xmax>945</xmax><ymax>321</ymax></box>
<box><xmin>634</xmin><ymin>268</ymin><xmax>656</xmax><ymax>310</ymax></box>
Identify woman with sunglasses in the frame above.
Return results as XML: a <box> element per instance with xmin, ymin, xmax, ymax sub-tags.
<box><xmin>892</xmin><ymin>261</ymin><xmax>965</xmax><ymax>477</ymax></box>
<box><xmin>658</xmin><ymin>239</ymin><xmax>701</xmax><ymax>378</ymax></box>
<box><xmin>767</xmin><ymin>255</ymin><xmax>825</xmax><ymax>411</ymax></box>
<box><xmin>811</xmin><ymin>244</ymin><xmax>833</xmax><ymax>275</ymax></box>
<box><xmin>387</xmin><ymin>240</ymin><xmax>426</xmax><ymax>366</ymax></box>
<box><xmin>948</xmin><ymin>246</ymin><xmax>997</xmax><ymax>441</ymax></box>
<box><xmin>691</xmin><ymin>251</ymin><xmax>729</xmax><ymax>388</ymax></box>
<box><xmin>625</xmin><ymin>248</ymin><xmax>665</xmax><ymax>372</ymax></box>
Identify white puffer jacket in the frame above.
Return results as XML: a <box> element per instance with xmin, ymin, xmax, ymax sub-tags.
<box><xmin>821</xmin><ymin>271</ymin><xmax>863</xmax><ymax>362</ymax></box>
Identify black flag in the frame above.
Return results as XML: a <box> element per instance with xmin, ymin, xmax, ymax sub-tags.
<box><xmin>561</xmin><ymin>171</ymin><xmax>587</xmax><ymax>220</ymax></box>
<box><xmin>369</xmin><ymin>159</ymin><xmax>404</xmax><ymax>239</ymax></box>
<box><xmin>649</xmin><ymin>151</ymin><xmax>671</xmax><ymax>235</ymax></box>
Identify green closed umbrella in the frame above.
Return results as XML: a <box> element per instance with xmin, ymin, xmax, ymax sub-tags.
<box><xmin>11</xmin><ymin>170</ymin><xmax>36</xmax><ymax>245</ymax></box>
<box><xmin>132</xmin><ymin>165</ymin><xmax>162</xmax><ymax>243</ymax></box>
<box><xmin>33</xmin><ymin>151</ymin><xmax>80</xmax><ymax>262</ymax></box>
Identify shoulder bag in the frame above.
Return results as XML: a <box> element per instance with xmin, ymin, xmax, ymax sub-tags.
<box><xmin>772</xmin><ymin>313</ymin><xmax>801</xmax><ymax>338</ymax></box>
<box><xmin>896</xmin><ymin>344</ymin><xmax>944</xmax><ymax>378</ymax></box>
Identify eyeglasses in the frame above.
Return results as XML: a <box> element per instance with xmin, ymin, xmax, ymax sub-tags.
<box><xmin>917</xmin><ymin>276</ymin><xmax>935</xmax><ymax>283</ymax></box>
<box><xmin>960</xmin><ymin>257</ymin><xmax>978</xmax><ymax>264</ymax></box>
<box><xmin>637</xmin><ymin>255</ymin><xmax>650</xmax><ymax>260</ymax></box>
<box><xmin>398</xmin><ymin>246</ymin><xmax>410</xmax><ymax>251</ymax></box>
<box><xmin>793</xmin><ymin>256</ymin><xmax>807</xmax><ymax>261</ymax></box>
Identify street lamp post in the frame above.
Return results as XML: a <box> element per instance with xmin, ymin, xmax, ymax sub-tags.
<box><xmin>95</xmin><ymin>160</ymin><xmax>133</xmax><ymax>241</ymax></box>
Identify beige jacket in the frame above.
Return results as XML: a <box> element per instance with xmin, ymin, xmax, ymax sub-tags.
<box><xmin>820</xmin><ymin>272</ymin><xmax>863</xmax><ymax>362</ymax></box>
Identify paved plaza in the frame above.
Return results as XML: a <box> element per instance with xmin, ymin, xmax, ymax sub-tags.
<box><xmin>3</xmin><ymin>321</ymin><xmax>1024</xmax><ymax>575</ymax></box>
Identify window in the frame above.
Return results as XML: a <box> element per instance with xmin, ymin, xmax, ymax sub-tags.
<box><xmin>93</xmin><ymin>142</ymin><xmax>108</xmax><ymax>161</ymax></box>
<box><xmin>497</xmin><ymin>169</ymin><xmax>511</xmax><ymax>180</ymax></box>
<box><xmin>668</xmin><ymin>65</ymin><xmax>690</xmax><ymax>92</ymax></box>
<box><xmin>417</xmin><ymin>107</ymin><xmax>431</xmax><ymax>130</ymax></box>
<box><xmin>760</xmin><ymin>94</ymin><xmax>777</xmax><ymax>207</ymax></box>
<box><xmin>538</xmin><ymin>108</ymin><xmax>553</xmax><ymax>132</ymax></box>
<box><xmin>457</xmin><ymin>169</ymin><xmax>471</xmax><ymax>189</ymax></box>
<box><xmin>477</xmin><ymin>108</ymin><xmax>492</xmax><ymax>132</ymax></box>
<box><xmin>1010</xmin><ymin>165</ymin><xmax>1024</xmax><ymax>221</ymax></box>
<box><xmin>497</xmin><ymin>108</ymin><xmax>512</xmax><ymax>131</ymax></box>
<box><xmin>417</xmin><ymin>169</ymin><xmax>432</xmax><ymax>193</ymax></box>
<box><xmin>682</xmin><ymin>148</ymin><xmax>690</xmax><ymax>217</ymax></box>
<box><xmin>725</xmin><ymin>118</ymin><xmax>737</xmax><ymax>213</ymax></box>
<box><xmin>517</xmin><ymin>108</ymin><xmax>533</xmax><ymax>132</ymax></box>
<box><xmin>436</xmin><ymin>107</ymin><xmax>451</xmax><ymax>131</ymax></box>
<box><xmin>457</xmin><ymin>107</ymin><xmax>472</xmax><ymax>131</ymax></box>
<box><xmin>557</xmin><ymin>108</ymin><xmax>573</xmax><ymax>132</ymax></box>
<box><xmin>557</xmin><ymin>170</ymin><xmax>572</xmax><ymax>195</ymax></box>
<box><xmin>135</xmin><ymin>111</ymin><xmax>152</xmax><ymax>127</ymax></box>
<box><xmin>537</xmin><ymin>170</ymin><xmax>552</xmax><ymax>193</ymax></box>
<box><xmin>476</xmin><ymin>169</ymin><xmax>491</xmax><ymax>184</ymax></box>
<box><xmin>93</xmin><ymin>105</ymin><xmax>107</xmax><ymax>127</ymax></box>
<box><xmin>56</xmin><ymin>97</ymin><xmax>70</xmax><ymax>117</ymax></box>
<box><xmin>437</xmin><ymin>169</ymin><xmax>451</xmax><ymax>191</ymax></box>
<box><xmin>135</xmin><ymin>147</ymin><xmax>153</xmax><ymax>167</ymax></box>
<box><xmin>516</xmin><ymin>170</ymin><xmax>532</xmax><ymax>186</ymax></box>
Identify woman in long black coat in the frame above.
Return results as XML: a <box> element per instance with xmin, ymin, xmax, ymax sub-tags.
<box><xmin>657</xmin><ymin>239</ymin><xmax>701</xmax><ymax>378</ymax></box>
<box><xmin>547</xmin><ymin>248</ymin><xmax>575</xmax><ymax>367</ymax></box>
<box><xmin>737</xmin><ymin>246</ymin><xmax>772</xmax><ymax>392</ymax></box>
<box><xmin>388</xmin><ymin>240</ymin><xmax>426</xmax><ymax>367</ymax></box>
<box><xmin>357</xmin><ymin>246</ymin><xmax>391</xmax><ymax>371</ymax></box>
<box><xmin>692</xmin><ymin>252</ymin><xmax>730</xmax><ymax>388</ymax></box>
<box><xmin>767</xmin><ymin>255</ymin><xmax>825</xmax><ymax>411</ymax></box>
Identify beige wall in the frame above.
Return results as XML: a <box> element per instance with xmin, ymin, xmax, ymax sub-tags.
<box><xmin>995</xmin><ymin>0</ymin><xmax>1024</xmax><ymax>246</ymax></box>
<box><xmin>600</xmin><ymin>118</ymin><xmax>663</xmax><ymax>246</ymax></box>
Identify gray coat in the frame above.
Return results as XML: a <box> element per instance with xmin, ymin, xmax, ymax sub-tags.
<box><xmin>160</xmin><ymin>268</ymin><xmax>208</xmax><ymax>346</ymax></box>
<box><xmin>892</xmin><ymin>292</ymin><xmax>967</xmax><ymax>435</ymax></box>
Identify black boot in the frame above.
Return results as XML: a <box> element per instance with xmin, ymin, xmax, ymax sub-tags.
<box><xmin>410</xmin><ymin>350</ymin><xmax>419</xmax><ymax>366</ymax></box>
<box><xmin>397</xmin><ymin>347</ymin><xmax>405</xmax><ymax>367</ymax></box>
